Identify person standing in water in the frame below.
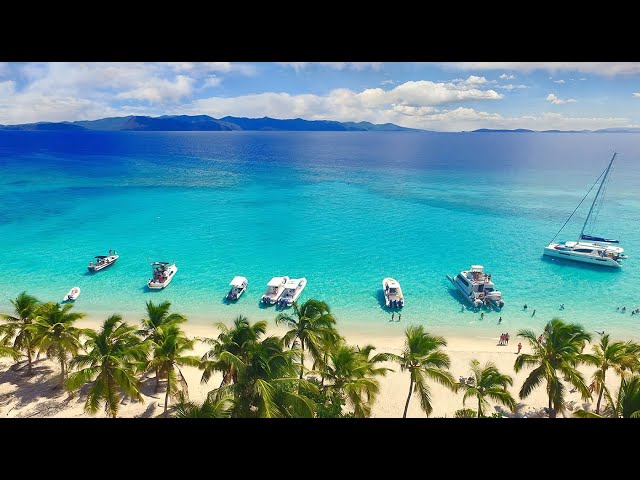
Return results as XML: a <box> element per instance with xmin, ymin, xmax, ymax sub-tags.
<box><xmin>532</xmin><ymin>309</ymin><xmax>536</xmax><ymax>317</ymax></box>
<box><xmin>398</xmin><ymin>313</ymin><xmax>402</xmax><ymax>322</ymax></box>
<box><xmin>498</xmin><ymin>316</ymin><xmax>502</xmax><ymax>324</ymax></box>
<box><xmin>391</xmin><ymin>313</ymin><xmax>395</xmax><ymax>322</ymax></box>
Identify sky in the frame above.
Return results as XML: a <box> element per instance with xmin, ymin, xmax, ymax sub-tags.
<box><xmin>1</xmin><ymin>62</ymin><xmax>640</xmax><ymax>131</ymax></box>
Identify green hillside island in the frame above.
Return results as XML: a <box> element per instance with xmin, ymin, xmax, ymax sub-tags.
<box><xmin>0</xmin><ymin>115</ymin><xmax>419</xmax><ymax>132</ymax></box>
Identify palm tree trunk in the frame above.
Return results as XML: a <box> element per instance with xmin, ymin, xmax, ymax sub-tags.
<box><xmin>321</xmin><ymin>352</ymin><xmax>327</xmax><ymax>387</ymax></box>
<box><xmin>299</xmin><ymin>344</ymin><xmax>305</xmax><ymax>380</ymax></box>
<box><xmin>548</xmin><ymin>390</ymin><xmax>557</xmax><ymax>418</ymax></box>
<box><xmin>596</xmin><ymin>370</ymin><xmax>606</xmax><ymax>414</ymax></box>
<box><xmin>26</xmin><ymin>338</ymin><xmax>33</xmax><ymax>375</ymax></box>
<box><xmin>59</xmin><ymin>357</ymin><xmax>65</xmax><ymax>389</ymax></box>
<box><xmin>164</xmin><ymin>367</ymin><xmax>171</xmax><ymax>417</ymax></box>
<box><xmin>155</xmin><ymin>367</ymin><xmax>160</xmax><ymax>393</ymax></box>
<box><xmin>478</xmin><ymin>397</ymin><xmax>482</xmax><ymax>418</ymax></box>
<box><xmin>403</xmin><ymin>376</ymin><xmax>414</xmax><ymax>418</ymax></box>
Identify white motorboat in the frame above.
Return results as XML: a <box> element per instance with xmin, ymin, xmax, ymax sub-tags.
<box><xmin>543</xmin><ymin>152</ymin><xmax>626</xmax><ymax>268</ymax></box>
<box><xmin>277</xmin><ymin>277</ymin><xmax>307</xmax><ymax>307</ymax></box>
<box><xmin>64</xmin><ymin>286</ymin><xmax>81</xmax><ymax>302</ymax></box>
<box><xmin>382</xmin><ymin>277</ymin><xmax>404</xmax><ymax>308</ymax></box>
<box><xmin>447</xmin><ymin>265</ymin><xmax>503</xmax><ymax>309</ymax></box>
<box><xmin>88</xmin><ymin>250</ymin><xmax>119</xmax><ymax>272</ymax></box>
<box><xmin>226</xmin><ymin>276</ymin><xmax>248</xmax><ymax>301</ymax></box>
<box><xmin>261</xmin><ymin>276</ymin><xmax>289</xmax><ymax>305</ymax></box>
<box><xmin>147</xmin><ymin>261</ymin><xmax>177</xmax><ymax>289</ymax></box>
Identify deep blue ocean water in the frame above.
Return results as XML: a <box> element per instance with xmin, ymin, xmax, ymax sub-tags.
<box><xmin>1</xmin><ymin>131</ymin><xmax>639</xmax><ymax>339</ymax></box>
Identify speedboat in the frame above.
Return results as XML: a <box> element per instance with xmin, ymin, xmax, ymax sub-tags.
<box><xmin>543</xmin><ymin>153</ymin><xmax>626</xmax><ymax>268</ymax></box>
<box><xmin>88</xmin><ymin>250</ymin><xmax>119</xmax><ymax>272</ymax></box>
<box><xmin>277</xmin><ymin>277</ymin><xmax>307</xmax><ymax>307</ymax></box>
<box><xmin>382</xmin><ymin>278</ymin><xmax>404</xmax><ymax>309</ymax></box>
<box><xmin>447</xmin><ymin>265</ymin><xmax>503</xmax><ymax>308</ymax></box>
<box><xmin>64</xmin><ymin>286</ymin><xmax>81</xmax><ymax>302</ymax></box>
<box><xmin>147</xmin><ymin>261</ymin><xmax>177</xmax><ymax>289</ymax></box>
<box><xmin>261</xmin><ymin>276</ymin><xmax>289</xmax><ymax>305</ymax></box>
<box><xmin>226</xmin><ymin>276</ymin><xmax>248</xmax><ymax>301</ymax></box>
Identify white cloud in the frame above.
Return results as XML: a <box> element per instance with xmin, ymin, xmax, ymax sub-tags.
<box><xmin>633</xmin><ymin>92</ymin><xmax>640</xmax><ymax>98</ymax></box>
<box><xmin>0</xmin><ymin>80</ymin><xmax>16</xmax><ymax>97</ymax></box>
<box><xmin>499</xmin><ymin>73</ymin><xmax>515</xmax><ymax>80</ymax></box>
<box><xmin>202</xmin><ymin>76</ymin><xmax>222</xmax><ymax>88</ymax></box>
<box><xmin>381</xmin><ymin>79</ymin><xmax>395</xmax><ymax>85</ymax></box>
<box><xmin>554</xmin><ymin>79</ymin><xmax>566</xmax><ymax>84</ymax></box>
<box><xmin>546</xmin><ymin>93</ymin><xmax>576</xmax><ymax>105</ymax></box>
<box><xmin>278</xmin><ymin>62</ymin><xmax>383</xmax><ymax>72</ymax></box>
<box><xmin>496</xmin><ymin>84</ymin><xmax>528</xmax><ymax>90</ymax></box>
<box><xmin>116</xmin><ymin>75</ymin><xmax>194</xmax><ymax>103</ymax></box>
<box><xmin>164</xmin><ymin>62</ymin><xmax>256</xmax><ymax>76</ymax></box>
<box><xmin>447</xmin><ymin>62</ymin><xmax>640</xmax><ymax>77</ymax></box>
<box><xmin>463</xmin><ymin>75</ymin><xmax>488</xmax><ymax>85</ymax></box>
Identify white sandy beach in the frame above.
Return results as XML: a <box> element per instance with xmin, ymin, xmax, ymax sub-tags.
<box><xmin>0</xmin><ymin>316</ymin><xmax>620</xmax><ymax>419</ymax></box>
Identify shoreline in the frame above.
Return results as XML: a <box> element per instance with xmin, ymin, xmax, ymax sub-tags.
<box><xmin>0</xmin><ymin>308</ymin><xmax>624</xmax><ymax>418</ymax></box>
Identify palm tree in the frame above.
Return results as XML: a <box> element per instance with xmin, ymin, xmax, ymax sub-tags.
<box><xmin>200</xmin><ymin>315</ymin><xmax>267</xmax><ymax>386</ymax></box>
<box><xmin>28</xmin><ymin>302</ymin><xmax>86</xmax><ymax>388</ymax></box>
<box><xmin>590</xmin><ymin>335</ymin><xmax>639</xmax><ymax>414</ymax></box>
<box><xmin>459</xmin><ymin>359</ymin><xmax>516</xmax><ymax>418</ymax></box>
<box><xmin>147</xmin><ymin>324</ymin><xmax>200</xmax><ymax>417</ymax></box>
<box><xmin>66</xmin><ymin>315</ymin><xmax>150</xmax><ymax>418</ymax></box>
<box><xmin>514</xmin><ymin>318</ymin><xmax>595</xmax><ymax>418</ymax></box>
<box><xmin>140</xmin><ymin>300</ymin><xmax>186</xmax><ymax>342</ymax></box>
<box><xmin>0</xmin><ymin>343</ymin><xmax>20</xmax><ymax>361</ymax></box>
<box><xmin>322</xmin><ymin>343</ymin><xmax>392</xmax><ymax>417</ymax></box>
<box><xmin>390</xmin><ymin>325</ymin><xmax>456</xmax><ymax>418</ymax></box>
<box><xmin>276</xmin><ymin>299</ymin><xmax>339</xmax><ymax>379</ymax></box>
<box><xmin>213</xmin><ymin>335</ymin><xmax>318</xmax><ymax>418</ymax></box>
<box><xmin>174</xmin><ymin>391</ymin><xmax>233</xmax><ymax>418</ymax></box>
<box><xmin>574</xmin><ymin>375</ymin><xmax>640</xmax><ymax>418</ymax></box>
<box><xmin>0</xmin><ymin>291</ymin><xmax>40</xmax><ymax>374</ymax></box>
<box><xmin>140</xmin><ymin>300</ymin><xmax>186</xmax><ymax>392</ymax></box>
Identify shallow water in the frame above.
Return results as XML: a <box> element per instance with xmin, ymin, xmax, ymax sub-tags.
<box><xmin>1</xmin><ymin>131</ymin><xmax>639</xmax><ymax>339</ymax></box>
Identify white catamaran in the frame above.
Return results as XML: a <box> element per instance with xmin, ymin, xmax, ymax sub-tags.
<box><xmin>543</xmin><ymin>152</ymin><xmax>627</xmax><ymax>268</ymax></box>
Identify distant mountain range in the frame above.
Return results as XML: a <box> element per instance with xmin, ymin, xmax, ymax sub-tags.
<box><xmin>0</xmin><ymin>115</ymin><xmax>639</xmax><ymax>133</ymax></box>
<box><xmin>0</xmin><ymin>115</ymin><xmax>417</xmax><ymax>132</ymax></box>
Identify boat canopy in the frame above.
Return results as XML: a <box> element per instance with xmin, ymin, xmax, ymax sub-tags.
<box><xmin>385</xmin><ymin>279</ymin><xmax>400</xmax><ymax>288</ymax></box>
<box><xmin>268</xmin><ymin>277</ymin><xmax>286</xmax><ymax>287</ymax></box>
<box><xmin>581</xmin><ymin>234</ymin><xmax>619</xmax><ymax>244</ymax></box>
<box><xmin>230</xmin><ymin>276</ymin><xmax>247</xmax><ymax>286</ymax></box>
<box><xmin>152</xmin><ymin>261</ymin><xmax>170</xmax><ymax>266</ymax></box>
<box><xmin>95</xmin><ymin>255</ymin><xmax>108</xmax><ymax>259</ymax></box>
<box><xmin>284</xmin><ymin>279</ymin><xmax>300</xmax><ymax>289</ymax></box>
<box><xmin>471</xmin><ymin>265</ymin><xmax>484</xmax><ymax>272</ymax></box>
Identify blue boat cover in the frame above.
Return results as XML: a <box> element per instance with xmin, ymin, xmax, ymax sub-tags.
<box><xmin>581</xmin><ymin>234</ymin><xmax>619</xmax><ymax>244</ymax></box>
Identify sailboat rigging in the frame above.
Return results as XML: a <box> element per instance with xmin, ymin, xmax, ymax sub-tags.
<box><xmin>542</xmin><ymin>152</ymin><xmax>627</xmax><ymax>268</ymax></box>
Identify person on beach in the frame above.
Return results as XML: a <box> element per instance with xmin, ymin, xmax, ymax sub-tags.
<box><xmin>398</xmin><ymin>313</ymin><xmax>401</xmax><ymax>322</ymax></box>
<box><xmin>499</xmin><ymin>333</ymin><xmax>504</xmax><ymax>346</ymax></box>
<box><xmin>498</xmin><ymin>316</ymin><xmax>502</xmax><ymax>324</ymax></box>
<box><xmin>517</xmin><ymin>342</ymin><xmax>522</xmax><ymax>354</ymax></box>
<box><xmin>505</xmin><ymin>333</ymin><xmax>510</xmax><ymax>345</ymax></box>
<box><xmin>392</xmin><ymin>313</ymin><xmax>395</xmax><ymax>321</ymax></box>
<box><xmin>480</xmin><ymin>312</ymin><xmax>484</xmax><ymax>320</ymax></box>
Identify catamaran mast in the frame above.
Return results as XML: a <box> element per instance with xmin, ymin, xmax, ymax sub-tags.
<box><xmin>579</xmin><ymin>152</ymin><xmax>616</xmax><ymax>239</ymax></box>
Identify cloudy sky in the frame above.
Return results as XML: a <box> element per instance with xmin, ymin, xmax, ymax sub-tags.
<box><xmin>1</xmin><ymin>62</ymin><xmax>640</xmax><ymax>131</ymax></box>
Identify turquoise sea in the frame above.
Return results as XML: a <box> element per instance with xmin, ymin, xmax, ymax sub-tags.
<box><xmin>1</xmin><ymin>131</ymin><xmax>639</xmax><ymax>339</ymax></box>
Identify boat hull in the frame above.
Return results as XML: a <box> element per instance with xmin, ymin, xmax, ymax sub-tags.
<box><xmin>543</xmin><ymin>245</ymin><xmax>622</xmax><ymax>268</ymax></box>
<box><xmin>382</xmin><ymin>277</ymin><xmax>404</xmax><ymax>309</ymax></box>
<box><xmin>226</xmin><ymin>285</ymin><xmax>247</xmax><ymax>301</ymax></box>
<box><xmin>278</xmin><ymin>278</ymin><xmax>307</xmax><ymax>307</ymax></box>
<box><xmin>148</xmin><ymin>264</ymin><xmax>178</xmax><ymax>289</ymax></box>
<box><xmin>88</xmin><ymin>255</ymin><xmax>119</xmax><ymax>272</ymax></box>
<box><xmin>446</xmin><ymin>275</ymin><xmax>483</xmax><ymax>308</ymax></box>
<box><xmin>64</xmin><ymin>287</ymin><xmax>81</xmax><ymax>302</ymax></box>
